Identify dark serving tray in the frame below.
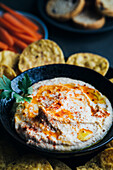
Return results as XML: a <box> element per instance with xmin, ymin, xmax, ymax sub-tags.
<box><xmin>37</xmin><ymin>0</ymin><xmax>113</xmax><ymax>34</ymax></box>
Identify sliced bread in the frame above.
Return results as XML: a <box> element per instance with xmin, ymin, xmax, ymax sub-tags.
<box><xmin>72</xmin><ymin>5</ymin><xmax>105</xmax><ymax>29</ymax></box>
<box><xmin>46</xmin><ymin>0</ymin><xmax>85</xmax><ymax>21</ymax></box>
<box><xmin>96</xmin><ymin>0</ymin><xmax>113</xmax><ymax>17</ymax></box>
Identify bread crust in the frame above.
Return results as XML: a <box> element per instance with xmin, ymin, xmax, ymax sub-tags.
<box><xmin>72</xmin><ymin>8</ymin><xmax>105</xmax><ymax>29</ymax></box>
<box><xmin>46</xmin><ymin>0</ymin><xmax>85</xmax><ymax>21</ymax></box>
<box><xmin>96</xmin><ymin>0</ymin><xmax>113</xmax><ymax>17</ymax></box>
<box><xmin>72</xmin><ymin>16</ymin><xmax>105</xmax><ymax>29</ymax></box>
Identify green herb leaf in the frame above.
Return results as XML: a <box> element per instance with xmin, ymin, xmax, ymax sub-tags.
<box><xmin>0</xmin><ymin>90</ymin><xmax>12</xmax><ymax>99</ymax></box>
<box><xmin>27</xmin><ymin>86</ymin><xmax>33</xmax><ymax>95</ymax></box>
<box><xmin>0</xmin><ymin>78</ymin><xmax>6</xmax><ymax>90</ymax></box>
<box><xmin>23</xmin><ymin>97</ymin><xmax>32</xmax><ymax>103</ymax></box>
<box><xmin>0</xmin><ymin>73</ymin><xmax>33</xmax><ymax>103</ymax></box>
<box><xmin>3</xmin><ymin>75</ymin><xmax>11</xmax><ymax>89</ymax></box>
<box><xmin>18</xmin><ymin>80</ymin><xmax>25</xmax><ymax>93</ymax></box>
<box><xmin>0</xmin><ymin>76</ymin><xmax>11</xmax><ymax>90</ymax></box>
<box><xmin>18</xmin><ymin>73</ymin><xmax>32</xmax><ymax>94</ymax></box>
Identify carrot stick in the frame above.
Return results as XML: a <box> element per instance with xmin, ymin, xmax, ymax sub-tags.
<box><xmin>0</xmin><ymin>26</ymin><xmax>14</xmax><ymax>46</ymax></box>
<box><xmin>12</xmin><ymin>36</ymin><xmax>27</xmax><ymax>50</ymax></box>
<box><xmin>35</xmin><ymin>32</ymin><xmax>43</xmax><ymax>40</ymax></box>
<box><xmin>10</xmin><ymin>31</ymin><xmax>37</xmax><ymax>44</ymax></box>
<box><xmin>2</xmin><ymin>13</ymin><xmax>37</xmax><ymax>38</ymax></box>
<box><xmin>0</xmin><ymin>3</ymin><xmax>38</xmax><ymax>31</ymax></box>
<box><xmin>0</xmin><ymin>41</ymin><xmax>8</xmax><ymax>50</ymax></box>
<box><xmin>3</xmin><ymin>13</ymin><xmax>26</xmax><ymax>29</ymax></box>
<box><xmin>0</xmin><ymin>17</ymin><xmax>25</xmax><ymax>33</ymax></box>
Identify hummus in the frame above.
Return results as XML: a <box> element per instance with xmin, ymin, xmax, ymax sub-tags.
<box><xmin>14</xmin><ymin>78</ymin><xmax>113</xmax><ymax>151</ymax></box>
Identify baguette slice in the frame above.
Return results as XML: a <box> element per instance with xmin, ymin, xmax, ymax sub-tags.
<box><xmin>72</xmin><ymin>6</ymin><xmax>105</xmax><ymax>29</ymax></box>
<box><xmin>96</xmin><ymin>0</ymin><xmax>113</xmax><ymax>17</ymax></box>
<box><xmin>46</xmin><ymin>0</ymin><xmax>85</xmax><ymax>21</ymax></box>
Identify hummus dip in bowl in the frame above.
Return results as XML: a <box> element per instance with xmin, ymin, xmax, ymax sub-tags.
<box><xmin>0</xmin><ymin>64</ymin><xmax>113</xmax><ymax>158</ymax></box>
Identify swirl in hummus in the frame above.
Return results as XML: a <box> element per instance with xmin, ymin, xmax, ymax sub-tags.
<box><xmin>14</xmin><ymin>78</ymin><xmax>113</xmax><ymax>151</ymax></box>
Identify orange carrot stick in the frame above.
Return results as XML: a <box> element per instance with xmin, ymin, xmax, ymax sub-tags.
<box><xmin>0</xmin><ymin>41</ymin><xmax>8</xmax><ymax>50</ymax></box>
<box><xmin>35</xmin><ymin>32</ymin><xmax>43</xmax><ymax>40</ymax></box>
<box><xmin>0</xmin><ymin>26</ymin><xmax>14</xmax><ymax>46</ymax></box>
<box><xmin>0</xmin><ymin>17</ymin><xmax>25</xmax><ymax>33</ymax></box>
<box><xmin>12</xmin><ymin>36</ymin><xmax>27</xmax><ymax>50</ymax></box>
<box><xmin>3</xmin><ymin>13</ymin><xmax>37</xmax><ymax>38</ymax></box>
<box><xmin>10</xmin><ymin>31</ymin><xmax>37</xmax><ymax>44</ymax></box>
<box><xmin>0</xmin><ymin>3</ymin><xmax>38</xmax><ymax>31</ymax></box>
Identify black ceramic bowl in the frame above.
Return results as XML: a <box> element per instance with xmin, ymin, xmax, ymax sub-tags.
<box><xmin>0</xmin><ymin>64</ymin><xmax>113</xmax><ymax>158</ymax></box>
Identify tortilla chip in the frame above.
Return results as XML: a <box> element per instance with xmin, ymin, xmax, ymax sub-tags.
<box><xmin>0</xmin><ymin>140</ymin><xmax>20</xmax><ymax>166</ymax></box>
<box><xmin>18</xmin><ymin>39</ymin><xmax>65</xmax><ymax>72</ymax></box>
<box><xmin>85</xmin><ymin>162</ymin><xmax>102</xmax><ymax>170</ymax></box>
<box><xmin>0</xmin><ymin>144</ymin><xmax>6</xmax><ymax>169</ymax></box>
<box><xmin>6</xmin><ymin>154</ymin><xmax>53</xmax><ymax>170</ymax></box>
<box><xmin>48</xmin><ymin>159</ymin><xmax>71</xmax><ymax>170</ymax></box>
<box><xmin>76</xmin><ymin>163</ymin><xmax>101</xmax><ymax>170</ymax></box>
<box><xmin>106</xmin><ymin>140</ymin><xmax>113</xmax><ymax>148</ymax></box>
<box><xmin>0</xmin><ymin>130</ymin><xmax>21</xmax><ymax>169</ymax></box>
<box><xmin>0</xmin><ymin>50</ymin><xmax>20</xmax><ymax>76</ymax></box>
<box><xmin>85</xmin><ymin>153</ymin><xmax>101</xmax><ymax>167</ymax></box>
<box><xmin>76</xmin><ymin>153</ymin><xmax>102</xmax><ymax>170</ymax></box>
<box><xmin>76</xmin><ymin>166</ymin><xmax>87</xmax><ymax>170</ymax></box>
<box><xmin>109</xmin><ymin>78</ymin><xmax>113</xmax><ymax>83</ymax></box>
<box><xmin>100</xmin><ymin>148</ymin><xmax>113</xmax><ymax>169</ymax></box>
<box><xmin>0</xmin><ymin>159</ymin><xmax>6</xmax><ymax>170</ymax></box>
<box><xmin>67</xmin><ymin>53</ymin><xmax>109</xmax><ymax>76</ymax></box>
<box><xmin>0</xmin><ymin>50</ymin><xmax>19</xmax><ymax>69</ymax></box>
<box><xmin>0</xmin><ymin>64</ymin><xmax>16</xmax><ymax>80</ymax></box>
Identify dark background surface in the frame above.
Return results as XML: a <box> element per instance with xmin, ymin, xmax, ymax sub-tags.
<box><xmin>0</xmin><ymin>0</ymin><xmax>113</xmax><ymax>169</ymax></box>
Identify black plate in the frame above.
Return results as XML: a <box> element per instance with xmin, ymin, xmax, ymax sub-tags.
<box><xmin>37</xmin><ymin>0</ymin><xmax>113</xmax><ymax>34</ymax></box>
<box><xmin>0</xmin><ymin>64</ymin><xmax>113</xmax><ymax>158</ymax></box>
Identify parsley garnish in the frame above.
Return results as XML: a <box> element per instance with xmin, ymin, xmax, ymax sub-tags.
<box><xmin>0</xmin><ymin>73</ymin><xmax>33</xmax><ymax>103</ymax></box>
